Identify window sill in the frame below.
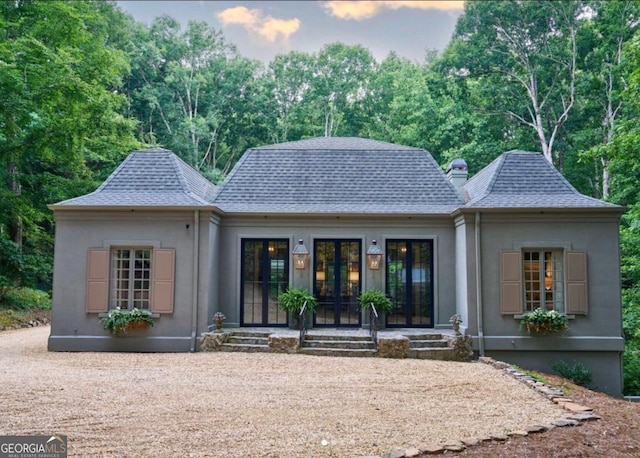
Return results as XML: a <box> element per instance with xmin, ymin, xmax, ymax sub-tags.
<box><xmin>514</xmin><ymin>314</ymin><xmax>575</xmax><ymax>320</ymax></box>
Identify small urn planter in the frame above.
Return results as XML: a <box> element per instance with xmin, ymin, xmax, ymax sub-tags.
<box><xmin>213</xmin><ymin>312</ymin><xmax>226</xmax><ymax>332</ymax></box>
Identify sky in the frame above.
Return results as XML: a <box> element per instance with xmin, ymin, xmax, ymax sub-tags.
<box><xmin>116</xmin><ymin>1</ymin><xmax>465</xmax><ymax>64</ymax></box>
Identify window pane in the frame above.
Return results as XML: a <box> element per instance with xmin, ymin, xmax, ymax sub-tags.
<box><xmin>523</xmin><ymin>249</ymin><xmax>564</xmax><ymax>313</ymax></box>
<box><xmin>110</xmin><ymin>248</ymin><xmax>151</xmax><ymax>310</ymax></box>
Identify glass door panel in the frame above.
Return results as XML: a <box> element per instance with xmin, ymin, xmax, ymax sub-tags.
<box><xmin>386</xmin><ymin>240</ymin><xmax>433</xmax><ymax>327</ymax></box>
<box><xmin>314</xmin><ymin>240</ymin><xmax>361</xmax><ymax>327</ymax></box>
<box><xmin>241</xmin><ymin>239</ymin><xmax>289</xmax><ymax>326</ymax></box>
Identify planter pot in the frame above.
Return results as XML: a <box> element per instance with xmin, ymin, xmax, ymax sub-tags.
<box><xmin>526</xmin><ymin>322</ymin><xmax>566</xmax><ymax>335</ymax></box>
<box><xmin>125</xmin><ymin>320</ymin><xmax>152</xmax><ymax>331</ymax></box>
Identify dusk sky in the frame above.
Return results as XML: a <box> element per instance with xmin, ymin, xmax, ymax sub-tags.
<box><xmin>116</xmin><ymin>1</ymin><xmax>464</xmax><ymax>63</ymax></box>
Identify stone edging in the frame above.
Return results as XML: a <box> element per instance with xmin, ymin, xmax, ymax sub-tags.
<box><xmin>359</xmin><ymin>356</ymin><xmax>601</xmax><ymax>458</ymax></box>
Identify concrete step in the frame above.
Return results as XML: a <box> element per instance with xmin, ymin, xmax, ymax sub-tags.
<box><xmin>227</xmin><ymin>336</ymin><xmax>269</xmax><ymax>346</ymax></box>
<box><xmin>219</xmin><ymin>343</ymin><xmax>270</xmax><ymax>353</ymax></box>
<box><xmin>303</xmin><ymin>339</ymin><xmax>374</xmax><ymax>350</ymax></box>
<box><xmin>405</xmin><ymin>333</ymin><xmax>444</xmax><ymax>341</ymax></box>
<box><xmin>409</xmin><ymin>348</ymin><xmax>457</xmax><ymax>360</ymax></box>
<box><xmin>298</xmin><ymin>348</ymin><xmax>377</xmax><ymax>357</ymax></box>
<box><xmin>229</xmin><ymin>331</ymin><xmax>272</xmax><ymax>338</ymax></box>
<box><xmin>409</xmin><ymin>339</ymin><xmax>448</xmax><ymax>349</ymax></box>
<box><xmin>305</xmin><ymin>334</ymin><xmax>372</xmax><ymax>342</ymax></box>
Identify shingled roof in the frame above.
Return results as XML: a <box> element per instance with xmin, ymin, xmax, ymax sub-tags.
<box><xmin>51</xmin><ymin>148</ymin><xmax>216</xmax><ymax>209</ymax></box>
<box><xmin>462</xmin><ymin>150</ymin><xmax>620</xmax><ymax>209</ymax></box>
<box><xmin>210</xmin><ymin>137</ymin><xmax>465</xmax><ymax>214</ymax></box>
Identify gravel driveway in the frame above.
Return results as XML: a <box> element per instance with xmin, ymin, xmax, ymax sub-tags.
<box><xmin>0</xmin><ymin>326</ymin><xmax>566</xmax><ymax>457</ymax></box>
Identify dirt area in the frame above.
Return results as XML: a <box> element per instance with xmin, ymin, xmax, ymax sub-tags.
<box><xmin>454</xmin><ymin>372</ymin><xmax>640</xmax><ymax>458</ymax></box>
<box><xmin>0</xmin><ymin>326</ymin><xmax>638</xmax><ymax>457</ymax></box>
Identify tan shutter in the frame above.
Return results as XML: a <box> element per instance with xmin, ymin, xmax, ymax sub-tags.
<box><xmin>566</xmin><ymin>250</ymin><xmax>588</xmax><ymax>315</ymax></box>
<box><xmin>151</xmin><ymin>248</ymin><xmax>175</xmax><ymax>313</ymax></box>
<box><xmin>500</xmin><ymin>250</ymin><xmax>523</xmax><ymax>315</ymax></box>
<box><xmin>86</xmin><ymin>249</ymin><xmax>109</xmax><ymax>313</ymax></box>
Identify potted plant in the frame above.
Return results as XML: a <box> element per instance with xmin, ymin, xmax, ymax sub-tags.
<box><xmin>100</xmin><ymin>307</ymin><xmax>155</xmax><ymax>335</ymax></box>
<box><xmin>277</xmin><ymin>287</ymin><xmax>317</xmax><ymax>329</ymax></box>
<box><xmin>357</xmin><ymin>289</ymin><xmax>393</xmax><ymax>314</ymax></box>
<box><xmin>519</xmin><ymin>308</ymin><xmax>569</xmax><ymax>335</ymax></box>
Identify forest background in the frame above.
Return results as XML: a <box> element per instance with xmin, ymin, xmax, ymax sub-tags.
<box><xmin>1</xmin><ymin>1</ymin><xmax>640</xmax><ymax>395</ymax></box>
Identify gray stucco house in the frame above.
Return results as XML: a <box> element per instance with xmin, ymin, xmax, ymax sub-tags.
<box><xmin>48</xmin><ymin>137</ymin><xmax>625</xmax><ymax>395</ymax></box>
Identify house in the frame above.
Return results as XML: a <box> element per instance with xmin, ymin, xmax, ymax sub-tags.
<box><xmin>48</xmin><ymin>137</ymin><xmax>625</xmax><ymax>395</ymax></box>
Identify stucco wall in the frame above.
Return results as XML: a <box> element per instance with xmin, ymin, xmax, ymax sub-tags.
<box><xmin>216</xmin><ymin>214</ymin><xmax>457</xmax><ymax>329</ymax></box>
<box><xmin>48</xmin><ymin>209</ymin><xmax>215</xmax><ymax>352</ymax></box>
<box><xmin>462</xmin><ymin>210</ymin><xmax>624</xmax><ymax>396</ymax></box>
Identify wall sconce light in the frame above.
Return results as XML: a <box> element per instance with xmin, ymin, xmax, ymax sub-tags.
<box><xmin>366</xmin><ymin>240</ymin><xmax>383</xmax><ymax>270</ymax></box>
<box><xmin>292</xmin><ymin>239</ymin><xmax>309</xmax><ymax>270</ymax></box>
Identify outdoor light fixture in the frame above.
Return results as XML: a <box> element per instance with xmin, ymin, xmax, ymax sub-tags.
<box><xmin>366</xmin><ymin>240</ymin><xmax>383</xmax><ymax>270</ymax></box>
<box><xmin>292</xmin><ymin>239</ymin><xmax>309</xmax><ymax>270</ymax></box>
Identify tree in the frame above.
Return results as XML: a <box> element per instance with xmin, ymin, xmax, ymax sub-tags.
<box><xmin>125</xmin><ymin>17</ymin><xmax>264</xmax><ymax>178</ymax></box>
<box><xmin>0</xmin><ymin>1</ymin><xmax>139</xmax><ymax>290</ymax></box>
<box><xmin>448</xmin><ymin>1</ymin><xmax>585</xmax><ymax>169</ymax></box>
<box><xmin>577</xmin><ymin>1</ymin><xmax>640</xmax><ymax>199</ymax></box>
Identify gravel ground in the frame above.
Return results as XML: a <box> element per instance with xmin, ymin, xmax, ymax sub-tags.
<box><xmin>0</xmin><ymin>326</ymin><xmax>567</xmax><ymax>457</ymax></box>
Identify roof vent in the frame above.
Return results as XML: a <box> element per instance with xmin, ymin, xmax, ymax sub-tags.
<box><xmin>446</xmin><ymin>159</ymin><xmax>468</xmax><ymax>188</ymax></box>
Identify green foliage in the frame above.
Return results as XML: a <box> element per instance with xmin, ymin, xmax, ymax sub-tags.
<box><xmin>100</xmin><ymin>308</ymin><xmax>155</xmax><ymax>335</ymax></box>
<box><xmin>0</xmin><ymin>236</ymin><xmax>23</xmax><ymax>300</ymax></box>
<box><xmin>357</xmin><ymin>290</ymin><xmax>393</xmax><ymax>314</ymax></box>
<box><xmin>623</xmin><ymin>343</ymin><xmax>640</xmax><ymax>396</ymax></box>
<box><xmin>622</xmin><ymin>287</ymin><xmax>640</xmax><ymax>395</ymax></box>
<box><xmin>552</xmin><ymin>360</ymin><xmax>593</xmax><ymax>388</ymax></box>
<box><xmin>519</xmin><ymin>308</ymin><xmax>569</xmax><ymax>335</ymax></box>
<box><xmin>1</xmin><ymin>287</ymin><xmax>50</xmax><ymax>311</ymax></box>
<box><xmin>277</xmin><ymin>287</ymin><xmax>317</xmax><ymax>314</ymax></box>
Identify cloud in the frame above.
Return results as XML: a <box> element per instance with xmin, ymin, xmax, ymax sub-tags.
<box><xmin>322</xmin><ymin>1</ymin><xmax>464</xmax><ymax>21</ymax></box>
<box><xmin>217</xmin><ymin>6</ymin><xmax>300</xmax><ymax>43</ymax></box>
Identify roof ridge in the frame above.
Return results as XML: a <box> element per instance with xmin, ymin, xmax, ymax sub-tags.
<box><xmin>485</xmin><ymin>153</ymin><xmax>508</xmax><ymax>196</ymax></box>
<box><xmin>210</xmin><ymin>148</ymin><xmax>254</xmax><ymax>202</ymax></box>
<box><xmin>95</xmin><ymin>153</ymin><xmax>134</xmax><ymax>192</ymax></box>
<box><xmin>168</xmin><ymin>152</ymin><xmax>192</xmax><ymax>195</ymax></box>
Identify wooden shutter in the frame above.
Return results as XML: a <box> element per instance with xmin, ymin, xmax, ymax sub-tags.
<box><xmin>86</xmin><ymin>249</ymin><xmax>109</xmax><ymax>313</ymax></box>
<box><xmin>566</xmin><ymin>250</ymin><xmax>588</xmax><ymax>315</ymax></box>
<box><xmin>500</xmin><ymin>250</ymin><xmax>523</xmax><ymax>315</ymax></box>
<box><xmin>151</xmin><ymin>248</ymin><xmax>175</xmax><ymax>314</ymax></box>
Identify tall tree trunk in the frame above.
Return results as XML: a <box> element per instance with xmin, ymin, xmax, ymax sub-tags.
<box><xmin>7</xmin><ymin>160</ymin><xmax>22</xmax><ymax>250</ymax></box>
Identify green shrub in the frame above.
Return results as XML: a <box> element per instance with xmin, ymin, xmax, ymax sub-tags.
<box><xmin>357</xmin><ymin>289</ymin><xmax>393</xmax><ymax>313</ymax></box>
<box><xmin>552</xmin><ymin>360</ymin><xmax>593</xmax><ymax>387</ymax></box>
<box><xmin>1</xmin><ymin>287</ymin><xmax>51</xmax><ymax>310</ymax></box>
<box><xmin>623</xmin><ymin>343</ymin><xmax>640</xmax><ymax>396</ymax></box>
<box><xmin>277</xmin><ymin>287</ymin><xmax>317</xmax><ymax>314</ymax></box>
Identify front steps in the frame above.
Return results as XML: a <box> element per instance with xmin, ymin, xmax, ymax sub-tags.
<box><xmin>219</xmin><ymin>330</ymin><xmax>271</xmax><ymax>353</ymax></box>
<box><xmin>406</xmin><ymin>333</ymin><xmax>458</xmax><ymax>360</ymax></box>
<box><xmin>202</xmin><ymin>328</ymin><xmax>472</xmax><ymax>361</ymax></box>
<box><xmin>299</xmin><ymin>333</ymin><xmax>377</xmax><ymax>357</ymax></box>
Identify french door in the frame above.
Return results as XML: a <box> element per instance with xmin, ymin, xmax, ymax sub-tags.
<box><xmin>314</xmin><ymin>240</ymin><xmax>361</xmax><ymax>327</ymax></box>
<box><xmin>240</xmin><ymin>239</ymin><xmax>289</xmax><ymax>326</ymax></box>
<box><xmin>386</xmin><ymin>240</ymin><xmax>433</xmax><ymax>327</ymax></box>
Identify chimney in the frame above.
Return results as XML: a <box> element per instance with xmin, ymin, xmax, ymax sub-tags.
<box><xmin>446</xmin><ymin>159</ymin><xmax>468</xmax><ymax>188</ymax></box>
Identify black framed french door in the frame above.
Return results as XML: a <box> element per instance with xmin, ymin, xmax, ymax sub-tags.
<box><xmin>240</xmin><ymin>239</ymin><xmax>289</xmax><ymax>326</ymax></box>
<box><xmin>313</xmin><ymin>240</ymin><xmax>362</xmax><ymax>327</ymax></box>
<box><xmin>386</xmin><ymin>240</ymin><xmax>434</xmax><ymax>327</ymax></box>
